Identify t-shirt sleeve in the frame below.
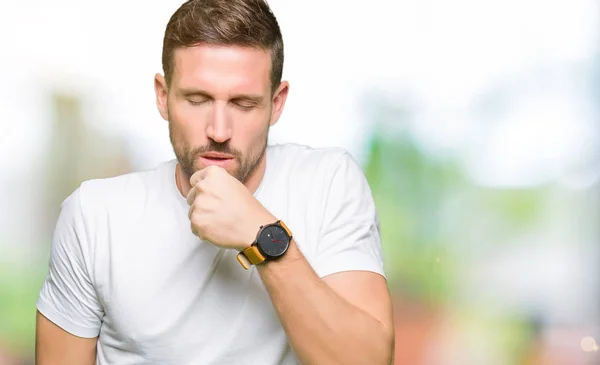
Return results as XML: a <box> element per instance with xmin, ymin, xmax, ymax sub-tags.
<box><xmin>312</xmin><ymin>152</ymin><xmax>386</xmax><ymax>279</ymax></box>
<box><xmin>37</xmin><ymin>186</ymin><xmax>104</xmax><ymax>338</ymax></box>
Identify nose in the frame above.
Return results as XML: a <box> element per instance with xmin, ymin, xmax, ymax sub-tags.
<box><xmin>205</xmin><ymin>102</ymin><xmax>232</xmax><ymax>143</ymax></box>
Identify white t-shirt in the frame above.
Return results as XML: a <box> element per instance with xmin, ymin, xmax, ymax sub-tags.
<box><xmin>37</xmin><ymin>143</ymin><xmax>385</xmax><ymax>365</ymax></box>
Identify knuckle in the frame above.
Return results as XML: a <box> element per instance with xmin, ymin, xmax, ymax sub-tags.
<box><xmin>191</xmin><ymin>221</ymin><xmax>205</xmax><ymax>239</ymax></box>
<box><xmin>194</xmin><ymin>181</ymin><xmax>206</xmax><ymax>192</ymax></box>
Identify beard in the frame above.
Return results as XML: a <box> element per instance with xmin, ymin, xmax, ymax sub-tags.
<box><xmin>168</xmin><ymin>122</ymin><xmax>268</xmax><ymax>185</ymax></box>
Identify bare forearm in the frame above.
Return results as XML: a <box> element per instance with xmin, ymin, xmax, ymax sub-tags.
<box><xmin>257</xmin><ymin>241</ymin><xmax>393</xmax><ymax>365</ymax></box>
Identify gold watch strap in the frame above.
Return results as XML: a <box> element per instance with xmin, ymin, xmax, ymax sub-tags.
<box><xmin>278</xmin><ymin>220</ymin><xmax>293</xmax><ymax>238</ymax></box>
<box><xmin>236</xmin><ymin>246</ymin><xmax>266</xmax><ymax>270</ymax></box>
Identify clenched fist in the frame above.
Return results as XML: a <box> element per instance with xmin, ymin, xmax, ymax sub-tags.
<box><xmin>186</xmin><ymin>165</ymin><xmax>276</xmax><ymax>251</ymax></box>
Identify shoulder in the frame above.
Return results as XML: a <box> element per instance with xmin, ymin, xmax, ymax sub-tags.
<box><xmin>266</xmin><ymin>143</ymin><xmax>371</xmax><ymax>214</ymax></box>
<box><xmin>268</xmin><ymin>143</ymin><xmax>357</xmax><ymax>177</ymax></box>
<box><xmin>69</xmin><ymin>160</ymin><xmax>174</xmax><ymax>219</ymax></box>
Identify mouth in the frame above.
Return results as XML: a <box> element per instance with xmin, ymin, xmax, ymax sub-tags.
<box><xmin>201</xmin><ymin>152</ymin><xmax>234</xmax><ymax>160</ymax></box>
<box><xmin>199</xmin><ymin>152</ymin><xmax>235</xmax><ymax>167</ymax></box>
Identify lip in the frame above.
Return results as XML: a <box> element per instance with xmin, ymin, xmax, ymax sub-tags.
<box><xmin>199</xmin><ymin>155</ymin><xmax>234</xmax><ymax>168</ymax></box>
<box><xmin>201</xmin><ymin>152</ymin><xmax>234</xmax><ymax>159</ymax></box>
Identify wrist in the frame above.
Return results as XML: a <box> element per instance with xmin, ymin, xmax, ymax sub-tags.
<box><xmin>237</xmin><ymin>211</ymin><xmax>277</xmax><ymax>252</ymax></box>
<box><xmin>236</xmin><ymin>216</ymin><xmax>293</xmax><ymax>270</ymax></box>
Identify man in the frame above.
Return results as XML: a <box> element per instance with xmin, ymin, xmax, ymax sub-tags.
<box><xmin>35</xmin><ymin>0</ymin><xmax>394</xmax><ymax>364</ymax></box>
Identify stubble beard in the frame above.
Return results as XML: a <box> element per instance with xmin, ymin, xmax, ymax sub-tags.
<box><xmin>168</xmin><ymin>121</ymin><xmax>268</xmax><ymax>185</ymax></box>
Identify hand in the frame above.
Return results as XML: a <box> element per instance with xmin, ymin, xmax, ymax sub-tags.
<box><xmin>186</xmin><ymin>165</ymin><xmax>276</xmax><ymax>251</ymax></box>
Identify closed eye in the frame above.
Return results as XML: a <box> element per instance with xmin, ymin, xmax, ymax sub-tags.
<box><xmin>232</xmin><ymin>101</ymin><xmax>256</xmax><ymax>111</ymax></box>
<box><xmin>188</xmin><ymin>99</ymin><xmax>208</xmax><ymax>106</ymax></box>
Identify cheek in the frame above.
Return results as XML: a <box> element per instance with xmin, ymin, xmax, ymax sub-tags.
<box><xmin>234</xmin><ymin>111</ymin><xmax>269</xmax><ymax>147</ymax></box>
<box><xmin>170</xmin><ymin>102</ymin><xmax>204</xmax><ymax>127</ymax></box>
<box><xmin>169</xmin><ymin>102</ymin><xmax>209</xmax><ymax>143</ymax></box>
<box><xmin>236</xmin><ymin>107</ymin><xmax>270</xmax><ymax>133</ymax></box>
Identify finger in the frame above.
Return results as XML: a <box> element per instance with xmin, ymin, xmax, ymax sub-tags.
<box><xmin>186</xmin><ymin>186</ymin><xmax>197</xmax><ymax>207</ymax></box>
<box><xmin>189</xmin><ymin>166</ymin><xmax>212</xmax><ymax>186</ymax></box>
<box><xmin>188</xmin><ymin>203</ymin><xmax>194</xmax><ymax>220</ymax></box>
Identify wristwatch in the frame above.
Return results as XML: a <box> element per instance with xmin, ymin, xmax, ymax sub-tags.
<box><xmin>236</xmin><ymin>220</ymin><xmax>293</xmax><ymax>270</ymax></box>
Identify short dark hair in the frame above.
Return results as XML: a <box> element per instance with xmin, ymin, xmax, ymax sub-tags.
<box><xmin>162</xmin><ymin>0</ymin><xmax>284</xmax><ymax>93</ymax></box>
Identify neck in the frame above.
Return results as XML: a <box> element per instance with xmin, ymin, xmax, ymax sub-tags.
<box><xmin>175</xmin><ymin>151</ymin><xmax>268</xmax><ymax>198</ymax></box>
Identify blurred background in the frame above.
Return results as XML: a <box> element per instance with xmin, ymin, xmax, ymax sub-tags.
<box><xmin>0</xmin><ymin>0</ymin><xmax>599</xmax><ymax>364</ymax></box>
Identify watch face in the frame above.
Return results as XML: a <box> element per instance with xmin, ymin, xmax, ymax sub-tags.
<box><xmin>258</xmin><ymin>225</ymin><xmax>289</xmax><ymax>258</ymax></box>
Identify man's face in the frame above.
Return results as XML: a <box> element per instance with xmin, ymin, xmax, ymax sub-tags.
<box><xmin>155</xmin><ymin>44</ymin><xmax>288</xmax><ymax>183</ymax></box>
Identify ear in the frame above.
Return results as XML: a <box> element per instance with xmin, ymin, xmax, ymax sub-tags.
<box><xmin>269</xmin><ymin>81</ymin><xmax>289</xmax><ymax>127</ymax></box>
<box><xmin>154</xmin><ymin>73</ymin><xmax>169</xmax><ymax>121</ymax></box>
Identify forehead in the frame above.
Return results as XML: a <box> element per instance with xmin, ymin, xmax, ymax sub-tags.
<box><xmin>171</xmin><ymin>44</ymin><xmax>272</xmax><ymax>95</ymax></box>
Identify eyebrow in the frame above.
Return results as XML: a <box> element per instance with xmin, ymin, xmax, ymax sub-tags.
<box><xmin>179</xmin><ymin>88</ymin><xmax>264</xmax><ymax>103</ymax></box>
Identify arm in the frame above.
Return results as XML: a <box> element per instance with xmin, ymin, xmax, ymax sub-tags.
<box><xmin>36</xmin><ymin>311</ymin><xmax>97</xmax><ymax>365</ymax></box>
<box><xmin>255</xmin><ymin>153</ymin><xmax>393</xmax><ymax>364</ymax></box>
<box><xmin>257</xmin><ymin>240</ymin><xmax>394</xmax><ymax>365</ymax></box>
<box><xmin>256</xmin><ymin>151</ymin><xmax>393</xmax><ymax>364</ymax></box>
<box><xmin>36</xmin><ymin>186</ymin><xmax>104</xmax><ymax>364</ymax></box>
